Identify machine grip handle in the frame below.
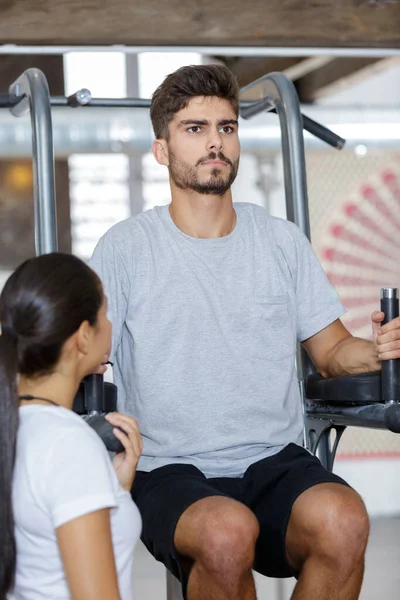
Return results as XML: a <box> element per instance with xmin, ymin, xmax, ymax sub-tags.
<box><xmin>380</xmin><ymin>287</ymin><xmax>400</xmax><ymax>403</ymax></box>
<box><xmin>85</xmin><ymin>414</ymin><xmax>125</xmax><ymax>453</ymax></box>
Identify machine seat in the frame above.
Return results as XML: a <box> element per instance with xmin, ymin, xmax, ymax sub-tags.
<box><xmin>305</xmin><ymin>371</ymin><xmax>382</xmax><ymax>404</ymax></box>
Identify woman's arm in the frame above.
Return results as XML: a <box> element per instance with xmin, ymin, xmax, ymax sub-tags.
<box><xmin>57</xmin><ymin>508</ymin><xmax>121</xmax><ymax>600</ymax></box>
<box><xmin>56</xmin><ymin>414</ymin><xmax>142</xmax><ymax>599</ymax></box>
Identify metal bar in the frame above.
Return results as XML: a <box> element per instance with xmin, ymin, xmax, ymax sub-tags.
<box><xmin>240</xmin><ymin>72</ymin><xmax>311</xmax><ymax>239</ymax></box>
<box><xmin>240</xmin><ymin>72</ymin><xmax>315</xmax><ymax>384</ymax></box>
<box><xmin>126</xmin><ymin>54</ymin><xmax>146</xmax><ymax>217</ymax></box>
<box><xmin>1</xmin><ymin>44</ymin><xmax>400</xmax><ymax>58</ymax></box>
<box><xmin>2</xmin><ymin>93</ymin><xmax>345</xmax><ymax>149</ymax></box>
<box><xmin>307</xmin><ymin>402</ymin><xmax>400</xmax><ymax>433</ymax></box>
<box><xmin>166</xmin><ymin>571</ymin><xmax>183</xmax><ymax>600</ymax></box>
<box><xmin>308</xmin><ymin>423</ymin><xmax>346</xmax><ymax>470</ymax></box>
<box><xmin>380</xmin><ymin>287</ymin><xmax>400</xmax><ymax>404</ymax></box>
<box><xmin>302</xmin><ymin>114</ymin><xmax>345</xmax><ymax>150</ymax></box>
<box><xmin>315</xmin><ymin>430</ymin><xmax>333</xmax><ymax>471</ymax></box>
<box><xmin>0</xmin><ymin>93</ymin><xmax>18</xmax><ymax>107</ymax></box>
<box><xmin>240</xmin><ymin>97</ymin><xmax>345</xmax><ymax>149</ymax></box>
<box><xmin>0</xmin><ymin>105</ymin><xmax>397</xmax><ymax>157</ymax></box>
<box><xmin>9</xmin><ymin>68</ymin><xmax>57</xmax><ymax>255</ymax></box>
<box><xmin>276</xmin><ymin>579</ymin><xmax>286</xmax><ymax>600</ymax></box>
<box><xmin>50</xmin><ymin>96</ymin><xmax>152</xmax><ymax>107</ymax></box>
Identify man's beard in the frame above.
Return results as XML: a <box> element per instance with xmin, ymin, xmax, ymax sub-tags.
<box><xmin>168</xmin><ymin>150</ymin><xmax>239</xmax><ymax>196</ymax></box>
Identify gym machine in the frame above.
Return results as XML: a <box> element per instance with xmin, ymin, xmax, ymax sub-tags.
<box><xmin>7</xmin><ymin>68</ymin><xmax>124</xmax><ymax>452</ymax></box>
<box><xmin>4</xmin><ymin>68</ymin><xmax>399</xmax><ymax>600</ymax></box>
<box><xmin>239</xmin><ymin>72</ymin><xmax>400</xmax><ymax>472</ymax></box>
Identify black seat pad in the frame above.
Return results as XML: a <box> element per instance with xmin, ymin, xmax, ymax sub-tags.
<box><xmin>305</xmin><ymin>371</ymin><xmax>382</xmax><ymax>404</ymax></box>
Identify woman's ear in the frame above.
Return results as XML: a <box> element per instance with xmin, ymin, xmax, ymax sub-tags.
<box><xmin>152</xmin><ymin>139</ymin><xmax>169</xmax><ymax>167</ymax></box>
<box><xmin>75</xmin><ymin>320</ymin><xmax>93</xmax><ymax>356</ymax></box>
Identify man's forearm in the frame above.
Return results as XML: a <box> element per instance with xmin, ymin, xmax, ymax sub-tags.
<box><xmin>324</xmin><ymin>336</ymin><xmax>381</xmax><ymax>378</ymax></box>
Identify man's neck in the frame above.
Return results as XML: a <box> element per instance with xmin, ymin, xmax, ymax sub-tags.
<box><xmin>169</xmin><ymin>189</ymin><xmax>236</xmax><ymax>239</ymax></box>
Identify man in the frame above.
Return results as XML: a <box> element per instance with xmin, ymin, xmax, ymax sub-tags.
<box><xmin>90</xmin><ymin>64</ymin><xmax>400</xmax><ymax>600</ymax></box>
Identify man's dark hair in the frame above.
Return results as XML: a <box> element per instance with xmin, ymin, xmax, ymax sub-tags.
<box><xmin>150</xmin><ymin>64</ymin><xmax>240</xmax><ymax>139</ymax></box>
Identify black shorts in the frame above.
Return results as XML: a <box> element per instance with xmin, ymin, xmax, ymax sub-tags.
<box><xmin>131</xmin><ymin>443</ymin><xmax>349</xmax><ymax>598</ymax></box>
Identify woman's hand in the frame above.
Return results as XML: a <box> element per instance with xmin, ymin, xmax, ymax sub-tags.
<box><xmin>104</xmin><ymin>413</ymin><xmax>143</xmax><ymax>491</ymax></box>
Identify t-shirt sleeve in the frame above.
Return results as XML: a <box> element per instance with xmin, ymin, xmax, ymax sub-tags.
<box><xmin>289</xmin><ymin>224</ymin><xmax>346</xmax><ymax>341</ymax></box>
<box><xmin>39</xmin><ymin>425</ymin><xmax>117</xmax><ymax>529</ymax></box>
<box><xmin>89</xmin><ymin>234</ymin><xmax>130</xmax><ymax>362</ymax></box>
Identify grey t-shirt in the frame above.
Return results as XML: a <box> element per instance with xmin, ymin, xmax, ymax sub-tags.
<box><xmin>90</xmin><ymin>202</ymin><xmax>345</xmax><ymax>478</ymax></box>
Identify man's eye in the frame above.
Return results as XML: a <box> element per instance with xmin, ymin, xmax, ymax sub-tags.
<box><xmin>220</xmin><ymin>126</ymin><xmax>234</xmax><ymax>133</ymax></box>
<box><xmin>188</xmin><ymin>126</ymin><xmax>201</xmax><ymax>133</ymax></box>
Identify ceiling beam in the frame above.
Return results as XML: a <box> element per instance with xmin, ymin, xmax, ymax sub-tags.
<box><xmin>0</xmin><ymin>0</ymin><xmax>399</xmax><ymax>47</ymax></box>
<box><xmin>221</xmin><ymin>57</ymin><xmax>306</xmax><ymax>87</ymax></box>
<box><xmin>283</xmin><ymin>56</ymin><xmax>335</xmax><ymax>81</ymax></box>
<box><xmin>221</xmin><ymin>55</ymin><xmax>336</xmax><ymax>88</ymax></box>
<box><xmin>295</xmin><ymin>57</ymin><xmax>400</xmax><ymax>102</ymax></box>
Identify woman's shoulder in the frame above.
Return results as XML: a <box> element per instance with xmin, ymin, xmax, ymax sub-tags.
<box><xmin>18</xmin><ymin>406</ymin><xmax>106</xmax><ymax>457</ymax></box>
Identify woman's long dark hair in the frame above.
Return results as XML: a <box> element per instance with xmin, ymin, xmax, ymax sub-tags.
<box><xmin>0</xmin><ymin>252</ymin><xmax>103</xmax><ymax>599</ymax></box>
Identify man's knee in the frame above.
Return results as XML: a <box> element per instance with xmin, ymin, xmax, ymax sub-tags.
<box><xmin>317</xmin><ymin>487</ymin><xmax>369</xmax><ymax>560</ymax></box>
<box><xmin>287</xmin><ymin>484</ymin><xmax>370</xmax><ymax>571</ymax></box>
<box><xmin>175</xmin><ymin>496</ymin><xmax>260</xmax><ymax>574</ymax></box>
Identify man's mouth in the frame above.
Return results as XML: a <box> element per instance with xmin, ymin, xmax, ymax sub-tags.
<box><xmin>200</xmin><ymin>160</ymin><xmax>228</xmax><ymax>166</ymax></box>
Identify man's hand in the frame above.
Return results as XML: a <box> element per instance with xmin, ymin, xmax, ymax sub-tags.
<box><xmin>371</xmin><ymin>311</ymin><xmax>400</xmax><ymax>361</ymax></box>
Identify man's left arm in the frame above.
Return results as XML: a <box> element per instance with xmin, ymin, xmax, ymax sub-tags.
<box><xmin>302</xmin><ymin>311</ymin><xmax>400</xmax><ymax>378</ymax></box>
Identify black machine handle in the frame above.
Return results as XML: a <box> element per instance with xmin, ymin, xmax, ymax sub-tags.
<box><xmin>380</xmin><ymin>287</ymin><xmax>400</xmax><ymax>404</ymax></box>
<box><xmin>73</xmin><ymin>374</ymin><xmax>125</xmax><ymax>453</ymax></box>
<box><xmin>84</xmin><ymin>414</ymin><xmax>125</xmax><ymax>454</ymax></box>
<box><xmin>240</xmin><ymin>98</ymin><xmax>345</xmax><ymax>150</ymax></box>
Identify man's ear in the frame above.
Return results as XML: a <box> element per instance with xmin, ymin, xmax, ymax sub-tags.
<box><xmin>75</xmin><ymin>320</ymin><xmax>92</xmax><ymax>356</ymax></box>
<box><xmin>152</xmin><ymin>139</ymin><xmax>169</xmax><ymax>167</ymax></box>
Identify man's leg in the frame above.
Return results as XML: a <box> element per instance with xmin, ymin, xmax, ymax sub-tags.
<box><xmin>286</xmin><ymin>483</ymin><xmax>369</xmax><ymax>600</ymax></box>
<box><xmin>247</xmin><ymin>444</ymin><xmax>369</xmax><ymax>600</ymax></box>
<box><xmin>132</xmin><ymin>464</ymin><xmax>259</xmax><ymax>600</ymax></box>
<box><xmin>174</xmin><ymin>496</ymin><xmax>259</xmax><ymax>600</ymax></box>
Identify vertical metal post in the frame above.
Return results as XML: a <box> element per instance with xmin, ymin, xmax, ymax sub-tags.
<box><xmin>9</xmin><ymin>68</ymin><xmax>58</xmax><ymax>255</ymax></box>
<box><xmin>240</xmin><ymin>72</ymin><xmax>310</xmax><ymax>240</ymax></box>
<box><xmin>166</xmin><ymin>571</ymin><xmax>184</xmax><ymax>600</ymax></box>
<box><xmin>126</xmin><ymin>54</ymin><xmax>145</xmax><ymax>217</ymax></box>
<box><xmin>240</xmin><ymin>72</ymin><xmax>313</xmax><ymax>385</ymax></box>
<box><xmin>240</xmin><ymin>71</ymin><xmax>331</xmax><ymax>597</ymax></box>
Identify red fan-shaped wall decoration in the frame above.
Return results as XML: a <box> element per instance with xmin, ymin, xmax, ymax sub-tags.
<box><xmin>316</xmin><ymin>166</ymin><xmax>400</xmax><ymax>340</ymax></box>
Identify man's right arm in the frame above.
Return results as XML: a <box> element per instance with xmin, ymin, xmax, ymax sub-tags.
<box><xmin>89</xmin><ymin>235</ymin><xmax>130</xmax><ymax>363</ymax></box>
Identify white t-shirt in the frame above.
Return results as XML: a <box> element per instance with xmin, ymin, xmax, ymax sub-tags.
<box><xmin>9</xmin><ymin>405</ymin><xmax>142</xmax><ymax>600</ymax></box>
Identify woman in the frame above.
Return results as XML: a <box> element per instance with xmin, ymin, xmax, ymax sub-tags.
<box><xmin>0</xmin><ymin>253</ymin><xmax>142</xmax><ymax>600</ymax></box>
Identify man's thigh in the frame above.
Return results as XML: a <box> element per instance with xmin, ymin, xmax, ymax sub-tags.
<box><xmin>243</xmin><ymin>443</ymin><xmax>350</xmax><ymax>579</ymax></box>
<box><xmin>131</xmin><ymin>463</ymin><xmax>231</xmax><ymax>583</ymax></box>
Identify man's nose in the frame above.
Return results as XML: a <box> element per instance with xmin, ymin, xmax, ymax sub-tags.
<box><xmin>206</xmin><ymin>130</ymin><xmax>223</xmax><ymax>152</ymax></box>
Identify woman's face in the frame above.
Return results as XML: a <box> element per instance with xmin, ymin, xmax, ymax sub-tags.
<box><xmin>86</xmin><ymin>294</ymin><xmax>112</xmax><ymax>374</ymax></box>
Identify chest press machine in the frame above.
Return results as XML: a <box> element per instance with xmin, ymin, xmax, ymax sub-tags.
<box><xmin>4</xmin><ymin>67</ymin><xmax>400</xmax><ymax>600</ymax></box>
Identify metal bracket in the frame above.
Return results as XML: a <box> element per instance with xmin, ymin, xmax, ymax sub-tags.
<box><xmin>306</xmin><ymin>416</ymin><xmax>346</xmax><ymax>472</ymax></box>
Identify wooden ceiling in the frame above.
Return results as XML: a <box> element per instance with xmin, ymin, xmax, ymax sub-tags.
<box><xmin>0</xmin><ymin>0</ymin><xmax>399</xmax><ymax>47</ymax></box>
